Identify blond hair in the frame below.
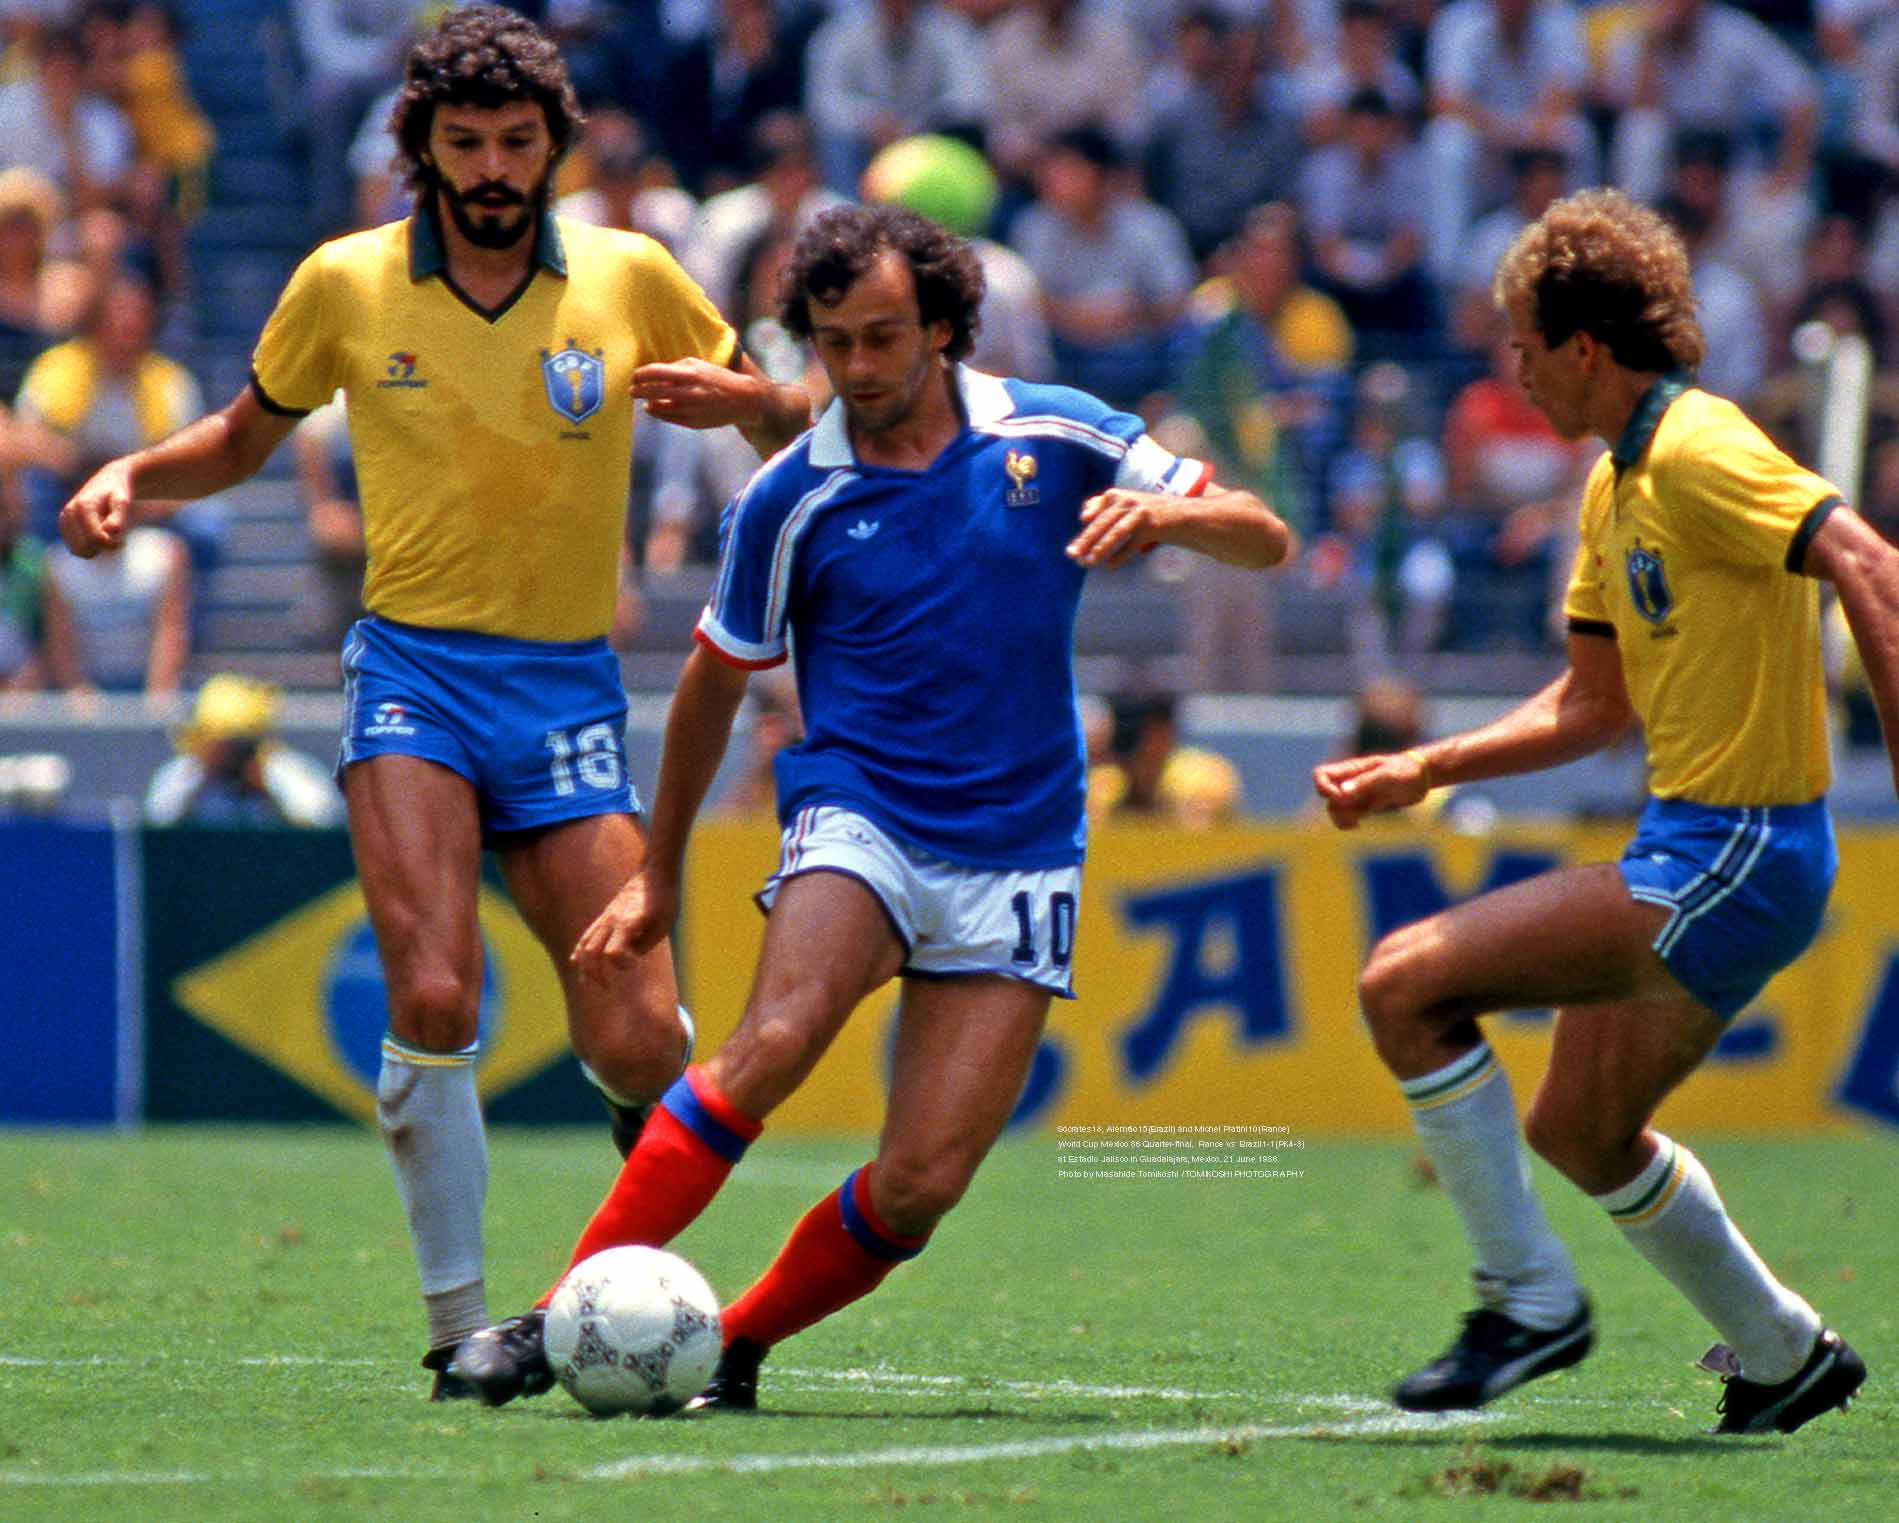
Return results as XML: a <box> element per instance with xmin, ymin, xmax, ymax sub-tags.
<box><xmin>1493</xmin><ymin>188</ymin><xmax>1704</xmax><ymax>373</ymax></box>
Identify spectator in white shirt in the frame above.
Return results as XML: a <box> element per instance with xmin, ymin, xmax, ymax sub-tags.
<box><xmin>1601</xmin><ymin>0</ymin><xmax>1819</xmax><ymax>207</ymax></box>
<box><xmin>983</xmin><ymin>0</ymin><xmax>1147</xmax><ymax>189</ymax></box>
<box><xmin>803</xmin><ymin>0</ymin><xmax>989</xmax><ymax>195</ymax></box>
<box><xmin>1420</xmin><ymin>0</ymin><xmax>1596</xmax><ymax>286</ymax></box>
<box><xmin>1010</xmin><ymin>123</ymin><xmax>1196</xmax><ymax>407</ymax></box>
<box><xmin>0</xmin><ymin>25</ymin><xmax>134</xmax><ymax>214</ymax></box>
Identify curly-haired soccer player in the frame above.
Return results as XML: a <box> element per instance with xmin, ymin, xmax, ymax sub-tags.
<box><xmin>450</xmin><ymin>203</ymin><xmax>1294</xmax><ymax>1411</ymax></box>
<box><xmin>1314</xmin><ymin>188</ymin><xmax>1897</xmax><ymax>1434</ymax></box>
<box><xmin>56</xmin><ymin>5</ymin><xmax>811</xmax><ymax>1399</ymax></box>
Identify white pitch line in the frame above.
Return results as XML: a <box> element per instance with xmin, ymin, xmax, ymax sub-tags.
<box><xmin>771</xmin><ymin>1365</ymin><xmax>1256</xmax><ymax>1402</ymax></box>
<box><xmin>584</xmin><ymin>1409</ymin><xmax>1490</xmax><ymax>1480</ymax></box>
<box><xmin>0</xmin><ymin>1471</ymin><xmax>211</xmax><ymax>1489</ymax></box>
<box><xmin>235</xmin><ymin>1357</ymin><xmax>385</xmax><ymax>1367</ymax></box>
<box><xmin>0</xmin><ymin>1354</ymin><xmax>1229</xmax><ymax>1398</ymax></box>
<box><xmin>0</xmin><ymin>1410</ymin><xmax>1493</xmax><ymax>1491</ymax></box>
<box><xmin>2</xmin><ymin>1356</ymin><xmax>384</xmax><ymax>1368</ymax></box>
<box><xmin>0</xmin><ymin>1356</ymin><xmax>109</xmax><ymax>1367</ymax></box>
<box><xmin>0</xmin><ymin>1354</ymin><xmax>1253</xmax><ymax>1401</ymax></box>
<box><xmin>0</xmin><ymin>1468</ymin><xmax>423</xmax><ymax>1489</ymax></box>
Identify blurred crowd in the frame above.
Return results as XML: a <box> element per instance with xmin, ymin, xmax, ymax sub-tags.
<box><xmin>5</xmin><ymin>0</ymin><xmax>1899</xmax><ymax>784</ymax></box>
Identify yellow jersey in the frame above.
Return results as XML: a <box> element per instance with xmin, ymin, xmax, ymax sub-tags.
<box><xmin>1563</xmin><ymin>379</ymin><xmax>1840</xmax><ymax>806</ymax></box>
<box><xmin>251</xmin><ymin>209</ymin><xmax>737</xmax><ymax>641</ymax></box>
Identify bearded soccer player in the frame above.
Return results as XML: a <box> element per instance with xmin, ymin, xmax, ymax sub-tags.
<box><xmin>56</xmin><ymin>5</ymin><xmax>810</xmax><ymax>1399</ymax></box>
<box><xmin>1314</xmin><ymin>189</ymin><xmax>1899</xmax><ymax>1433</ymax></box>
<box><xmin>448</xmin><ymin>203</ymin><xmax>1294</xmax><ymax>1410</ymax></box>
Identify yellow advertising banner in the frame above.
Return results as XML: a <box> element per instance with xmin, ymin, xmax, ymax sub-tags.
<box><xmin>679</xmin><ymin>820</ymin><xmax>1899</xmax><ymax>1137</ymax></box>
<box><xmin>171</xmin><ymin>878</ymin><xmax>572</xmax><ymax>1124</ymax></box>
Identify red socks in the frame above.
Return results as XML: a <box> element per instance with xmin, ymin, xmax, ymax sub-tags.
<box><xmin>540</xmin><ymin>1066</ymin><xmax>762</xmax><ymax>1305</ymax></box>
<box><xmin>722</xmin><ymin>1165</ymin><xmax>929</xmax><ymax>1350</ymax></box>
<box><xmin>539</xmin><ymin>1084</ymin><xmax>933</xmax><ymax>1359</ymax></box>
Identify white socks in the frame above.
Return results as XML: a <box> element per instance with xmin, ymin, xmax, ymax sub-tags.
<box><xmin>1402</xmin><ymin>1045</ymin><xmax>1584</xmax><ymax>1330</ymax></box>
<box><xmin>1595</xmin><ymin>1134</ymin><xmax>1821</xmax><ymax>1383</ymax></box>
<box><xmin>1403</xmin><ymin>1049</ymin><xmax>1823</xmax><ymax>1379</ymax></box>
<box><xmin>378</xmin><ymin>1035</ymin><xmax>489</xmax><ymax>1352</ymax></box>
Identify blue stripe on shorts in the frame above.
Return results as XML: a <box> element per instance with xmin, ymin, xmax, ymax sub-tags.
<box><xmin>1618</xmin><ymin>796</ymin><xmax>1836</xmax><ymax>1021</ymax></box>
<box><xmin>337</xmin><ymin>615</ymin><xmax>640</xmax><ymax>843</ymax></box>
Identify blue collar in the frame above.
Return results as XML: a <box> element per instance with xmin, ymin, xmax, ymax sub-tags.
<box><xmin>1611</xmin><ymin>371</ymin><xmax>1692</xmax><ymax>472</ymax></box>
<box><xmin>407</xmin><ymin>198</ymin><xmax>567</xmax><ymax>282</ymax></box>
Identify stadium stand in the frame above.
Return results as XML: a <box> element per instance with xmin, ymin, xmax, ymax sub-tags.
<box><xmin>1</xmin><ymin>0</ymin><xmax>1892</xmax><ymax>716</ymax></box>
<box><xmin>171</xmin><ymin>0</ymin><xmax>326</xmax><ymax>686</ymax></box>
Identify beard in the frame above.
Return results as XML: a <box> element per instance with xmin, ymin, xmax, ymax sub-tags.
<box><xmin>436</xmin><ymin>172</ymin><xmax>543</xmax><ymax>250</ymax></box>
<box><xmin>840</xmin><ymin>347</ymin><xmax>942</xmax><ymax>438</ymax></box>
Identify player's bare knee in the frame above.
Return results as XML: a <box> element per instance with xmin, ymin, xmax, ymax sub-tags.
<box><xmin>1357</xmin><ymin>937</ymin><xmax>1427</xmax><ymax>1057</ymax></box>
<box><xmin>387</xmin><ymin>969</ymin><xmax>479</xmax><ymax>1052</ymax></box>
<box><xmin>1521</xmin><ymin>1098</ymin><xmax>1570</xmax><ymax>1171</ymax></box>
<box><xmin>1523</xmin><ymin>1099</ymin><xmax>1628</xmax><ymax>1191</ymax></box>
<box><xmin>576</xmin><ymin>1018</ymin><xmax>685</xmax><ymax>1104</ymax></box>
<box><xmin>734</xmin><ymin>997</ymin><xmax>833</xmax><ymax>1080</ymax></box>
<box><xmin>573</xmin><ymin>995</ymin><xmax>687</xmax><ymax>1101</ymax></box>
<box><xmin>869</xmin><ymin>1156</ymin><xmax>967</xmax><ymax>1237</ymax></box>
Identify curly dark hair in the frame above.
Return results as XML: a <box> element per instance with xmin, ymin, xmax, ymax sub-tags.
<box><xmin>778</xmin><ymin>205</ymin><xmax>986</xmax><ymax>363</ymax></box>
<box><xmin>386</xmin><ymin>6</ymin><xmax>582</xmax><ymax>196</ymax></box>
<box><xmin>1493</xmin><ymin>188</ymin><xmax>1705</xmax><ymax>374</ymax></box>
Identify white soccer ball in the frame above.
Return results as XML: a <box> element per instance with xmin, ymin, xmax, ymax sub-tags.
<box><xmin>543</xmin><ymin>1245</ymin><xmax>723</xmax><ymax>1416</ymax></box>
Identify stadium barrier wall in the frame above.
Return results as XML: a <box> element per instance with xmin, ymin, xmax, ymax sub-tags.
<box><xmin>5</xmin><ymin>818</ymin><xmax>1899</xmax><ymax>1134</ymax></box>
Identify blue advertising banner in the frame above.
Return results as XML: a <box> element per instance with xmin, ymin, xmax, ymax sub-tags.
<box><xmin>0</xmin><ymin>817</ymin><xmax>127</xmax><ymax>1124</ymax></box>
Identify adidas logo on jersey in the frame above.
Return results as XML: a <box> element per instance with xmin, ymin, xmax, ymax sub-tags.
<box><xmin>847</xmin><ymin>519</ymin><xmax>881</xmax><ymax>541</ymax></box>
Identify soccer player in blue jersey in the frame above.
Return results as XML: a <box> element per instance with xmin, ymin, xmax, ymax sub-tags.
<box><xmin>57</xmin><ymin>7</ymin><xmax>811</xmax><ymax>1399</ymax></box>
<box><xmin>450</xmin><ymin>203</ymin><xmax>1293</xmax><ymax>1408</ymax></box>
<box><xmin>1314</xmin><ymin>189</ymin><xmax>1899</xmax><ymax>1433</ymax></box>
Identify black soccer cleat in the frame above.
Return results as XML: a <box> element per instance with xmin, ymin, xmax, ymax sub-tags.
<box><xmin>1710</xmin><ymin>1329</ymin><xmax>1866</xmax><ymax>1435</ymax></box>
<box><xmin>1394</xmin><ymin>1298</ymin><xmax>1595</xmax><ymax>1412</ymax></box>
<box><xmin>447</xmin><ymin>1310</ymin><xmax>555</xmax><ymax>1408</ymax></box>
<box><xmin>421</xmin><ymin>1344</ymin><xmax>480</xmax><ymax>1402</ymax></box>
<box><xmin>602</xmin><ymin>1094</ymin><xmax>652</xmax><ymax>1159</ymax></box>
<box><xmin>683</xmin><ymin>1337</ymin><xmax>766</xmax><ymax>1413</ymax></box>
<box><xmin>599</xmin><ymin>1009</ymin><xmax>695</xmax><ymax>1158</ymax></box>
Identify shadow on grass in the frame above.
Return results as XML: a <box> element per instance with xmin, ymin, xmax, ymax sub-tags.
<box><xmin>1332</xmin><ymin>1428</ymin><xmax>1767</xmax><ymax>1456</ymax></box>
<box><xmin>548</xmin><ymin>1405</ymin><xmax>1117</xmax><ymax>1426</ymax></box>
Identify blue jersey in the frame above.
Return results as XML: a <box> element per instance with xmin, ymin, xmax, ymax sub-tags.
<box><xmin>695</xmin><ymin>366</ymin><xmax>1210</xmax><ymax>868</ymax></box>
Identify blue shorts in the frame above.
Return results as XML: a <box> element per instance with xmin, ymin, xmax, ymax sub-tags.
<box><xmin>339</xmin><ymin>616</ymin><xmax>640</xmax><ymax>843</ymax></box>
<box><xmin>1618</xmin><ymin>796</ymin><xmax>1835</xmax><ymax>1021</ymax></box>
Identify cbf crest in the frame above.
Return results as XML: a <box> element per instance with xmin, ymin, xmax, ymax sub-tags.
<box><xmin>542</xmin><ymin>341</ymin><xmax>605</xmax><ymax>425</ymax></box>
<box><xmin>1004</xmin><ymin>449</ymin><xmax>1039</xmax><ymax>507</ymax></box>
<box><xmin>1625</xmin><ymin>540</ymin><xmax>1673</xmax><ymax>624</ymax></box>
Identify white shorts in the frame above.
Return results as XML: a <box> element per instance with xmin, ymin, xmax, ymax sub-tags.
<box><xmin>758</xmin><ymin>806</ymin><xmax>1082</xmax><ymax>997</ymax></box>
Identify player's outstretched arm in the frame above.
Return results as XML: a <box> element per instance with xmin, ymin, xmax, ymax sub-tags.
<box><xmin>1313</xmin><ymin>630</ymin><xmax>1635</xmax><ymax>829</ymax></box>
<box><xmin>59</xmin><ymin>387</ymin><xmax>298</xmax><ymax>558</ymax></box>
<box><xmin>1802</xmin><ymin>505</ymin><xmax>1899</xmax><ymax>796</ymax></box>
<box><xmin>572</xmin><ymin>642</ymin><xmax>753</xmax><ymax>979</ymax></box>
<box><xmin>631</xmin><ymin>353</ymin><xmax>811</xmax><ymax>461</ymax></box>
<box><xmin>1066</xmin><ymin>482</ymin><xmax>1294</xmax><ymax>571</ymax></box>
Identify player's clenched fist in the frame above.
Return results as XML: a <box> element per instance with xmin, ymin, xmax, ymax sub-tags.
<box><xmin>59</xmin><ymin>463</ymin><xmax>135</xmax><ymax>558</ymax></box>
<box><xmin>1066</xmin><ymin>489</ymin><xmax>1166</xmax><ymax>569</ymax></box>
<box><xmin>1311</xmin><ymin>749</ymin><xmax>1432</xmax><ymax>829</ymax></box>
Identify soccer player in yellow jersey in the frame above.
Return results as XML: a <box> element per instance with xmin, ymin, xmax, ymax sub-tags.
<box><xmin>1314</xmin><ymin>189</ymin><xmax>1899</xmax><ymax>1434</ymax></box>
<box><xmin>56</xmin><ymin>7</ymin><xmax>811</xmax><ymax>1400</ymax></box>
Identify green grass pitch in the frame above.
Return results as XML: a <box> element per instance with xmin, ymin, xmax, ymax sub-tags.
<box><xmin>1</xmin><ymin>1127</ymin><xmax>1891</xmax><ymax>1522</ymax></box>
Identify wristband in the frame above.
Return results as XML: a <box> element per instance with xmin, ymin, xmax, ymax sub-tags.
<box><xmin>1404</xmin><ymin>748</ymin><xmax>1434</xmax><ymax>790</ymax></box>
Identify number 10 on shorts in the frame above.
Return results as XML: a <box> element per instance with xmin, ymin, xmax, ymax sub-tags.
<box><xmin>545</xmin><ymin>724</ymin><xmax>623</xmax><ymax>794</ymax></box>
<box><xmin>1011</xmin><ymin>890</ymin><xmax>1076</xmax><ymax>968</ymax></box>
